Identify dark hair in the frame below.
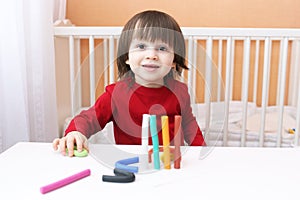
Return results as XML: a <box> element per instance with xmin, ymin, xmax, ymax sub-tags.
<box><xmin>117</xmin><ymin>10</ymin><xmax>188</xmax><ymax>80</ymax></box>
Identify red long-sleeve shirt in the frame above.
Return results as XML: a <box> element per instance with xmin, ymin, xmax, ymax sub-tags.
<box><xmin>65</xmin><ymin>78</ymin><xmax>205</xmax><ymax>146</ymax></box>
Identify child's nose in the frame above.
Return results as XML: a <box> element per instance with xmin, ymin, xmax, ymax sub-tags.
<box><xmin>145</xmin><ymin>48</ymin><xmax>158</xmax><ymax>60</ymax></box>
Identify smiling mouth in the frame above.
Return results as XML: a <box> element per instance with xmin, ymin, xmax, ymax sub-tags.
<box><xmin>142</xmin><ymin>64</ymin><xmax>159</xmax><ymax>69</ymax></box>
<box><xmin>142</xmin><ymin>64</ymin><xmax>160</xmax><ymax>72</ymax></box>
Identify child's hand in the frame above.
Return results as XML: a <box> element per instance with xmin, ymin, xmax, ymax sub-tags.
<box><xmin>52</xmin><ymin>131</ymin><xmax>88</xmax><ymax>157</ymax></box>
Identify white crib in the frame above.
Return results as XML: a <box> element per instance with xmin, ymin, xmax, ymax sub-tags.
<box><xmin>54</xmin><ymin>26</ymin><xmax>300</xmax><ymax>148</ymax></box>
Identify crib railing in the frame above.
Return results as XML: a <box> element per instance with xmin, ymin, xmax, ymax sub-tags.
<box><xmin>54</xmin><ymin>26</ymin><xmax>300</xmax><ymax>147</ymax></box>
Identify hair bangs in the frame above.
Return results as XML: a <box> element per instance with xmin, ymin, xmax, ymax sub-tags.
<box><xmin>134</xmin><ymin>27</ymin><xmax>175</xmax><ymax>47</ymax></box>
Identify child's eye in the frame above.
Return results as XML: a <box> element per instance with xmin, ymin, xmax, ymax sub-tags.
<box><xmin>136</xmin><ymin>44</ymin><xmax>146</xmax><ymax>50</ymax></box>
<box><xmin>158</xmin><ymin>46</ymin><xmax>168</xmax><ymax>52</ymax></box>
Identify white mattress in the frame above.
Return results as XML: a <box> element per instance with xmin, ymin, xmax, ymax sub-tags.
<box><xmin>195</xmin><ymin>102</ymin><xmax>297</xmax><ymax>147</ymax></box>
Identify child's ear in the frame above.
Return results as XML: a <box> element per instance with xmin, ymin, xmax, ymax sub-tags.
<box><xmin>125</xmin><ymin>60</ymin><xmax>130</xmax><ymax>65</ymax></box>
<box><xmin>172</xmin><ymin>63</ymin><xmax>176</xmax><ymax>69</ymax></box>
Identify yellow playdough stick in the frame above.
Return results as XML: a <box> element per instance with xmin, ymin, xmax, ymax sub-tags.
<box><xmin>161</xmin><ymin>116</ymin><xmax>171</xmax><ymax>169</ymax></box>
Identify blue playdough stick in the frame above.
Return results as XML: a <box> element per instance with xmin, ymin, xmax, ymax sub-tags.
<box><xmin>116</xmin><ymin>156</ymin><xmax>139</xmax><ymax>165</ymax></box>
<box><xmin>115</xmin><ymin>163</ymin><xmax>138</xmax><ymax>173</ymax></box>
<box><xmin>115</xmin><ymin>157</ymin><xmax>139</xmax><ymax>173</ymax></box>
<box><xmin>150</xmin><ymin>115</ymin><xmax>160</xmax><ymax>170</ymax></box>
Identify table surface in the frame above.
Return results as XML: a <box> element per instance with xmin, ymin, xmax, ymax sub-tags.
<box><xmin>1</xmin><ymin>142</ymin><xmax>300</xmax><ymax>199</ymax></box>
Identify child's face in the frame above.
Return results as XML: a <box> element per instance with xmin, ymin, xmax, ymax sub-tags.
<box><xmin>126</xmin><ymin>39</ymin><xmax>175</xmax><ymax>88</ymax></box>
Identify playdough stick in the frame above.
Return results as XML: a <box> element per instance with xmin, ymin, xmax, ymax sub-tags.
<box><xmin>150</xmin><ymin>115</ymin><xmax>160</xmax><ymax>170</ymax></box>
<box><xmin>141</xmin><ymin>114</ymin><xmax>150</xmax><ymax>170</ymax></box>
<box><xmin>174</xmin><ymin>115</ymin><xmax>182</xmax><ymax>169</ymax></box>
<box><xmin>102</xmin><ymin>168</ymin><xmax>135</xmax><ymax>183</ymax></box>
<box><xmin>115</xmin><ymin>157</ymin><xmax>139</xmax><ymax>173</ymax></box>
<box><xmin>161</xmin><ymin>116</ymin><xmax>171</xmax><ymax>169</ymax></box>
<box><xmin>40</xmin><ymin>169</ymin><xmax>91</xmax><ymax>194</ymax></box>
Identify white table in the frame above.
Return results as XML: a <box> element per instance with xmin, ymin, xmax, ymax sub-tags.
<box><xmin>1</xmin><ymin>142</ymin><xmax>300</xmax><ymax>199</ymax></box>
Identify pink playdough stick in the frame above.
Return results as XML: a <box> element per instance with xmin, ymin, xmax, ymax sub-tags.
<box><xmin>40</xmin><ymin>169</ymin><xmax>91</xmax><ymax>194</ymax></box>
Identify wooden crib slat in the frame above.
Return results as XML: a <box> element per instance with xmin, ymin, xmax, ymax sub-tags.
<box><xmin>75</xmin><ymin>39</ymin><xmax>82</xmax><ymax>114</ymax></box>
<box><xmin>259</xmin><ymin>37</ymin><xmax>272</xmax><ymax>147</ymax></box>
<box><xmin>103</xmin><ymin>39</ymin><xmax>108</xmax><ymax>87</ymax></box>
<box><xmin>276</xmin><ymin>37</ymin><xmax>289</xmax><ymax>147</ymax></box>
<box><xmin>276</xmin><ymin>39</ymin><xmax>284</xmax><ymax>105</ymax></box>
<box><xmin>241</xmin><ymin>37</ymin><xmax>251</xmax><ymax>147</ymax></box>
<box><xmin>253</xmin><ymin>40</ymin><xmax>260</xmax><ymax>104</ymax></box>
<box><xmin>89</xmin><ymin>36</ymin><xmax>95</xmax><ymax>106</ymax></box>
<box><xmin>192</xmin><ymin>39</ymin><xmax>197</xmax><ymax>102</ymax></box>
<box><xmin>187</xmin><ymin>36</ymin><xmax>193</xmax><ymax>101</ymax></box>
<box><xmin>229</xmin><ymin>40</ymin><xmax>235</xmax><ymax>100</ymax></box>
<box><xmin>205</xmin><ymin>37</ymin><xmax>213</xmax><ymax>132</ymax></box>
<box><xmin>217</xmin><ymin>39</ymin><xmax>223</xmax><ymax>102</ymax></box>
<box><xmin>68</xmin><ymin>35</ymin><xmax>75</xmax><ymax>117</ymax></box>
<box><xmin>289</xmin><ymin>41</ymin><xmax>300</xmax><ymax>106</ymax></box>
<box><xmin>223</xmin><ymin>37</ymin><xmax>233</xmax><ymax>146</ymax></box>
<box><xmin>109</xmin><ymin>36</ymin><xmax>115</xmax><ymax>84</ymax></box>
